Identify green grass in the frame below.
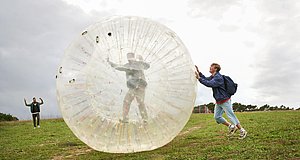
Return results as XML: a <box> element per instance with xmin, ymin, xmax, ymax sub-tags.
<box><xmin>0</xmin><ymin>111</ymin><xmax>299</xmax><ymax>160</ymax></box>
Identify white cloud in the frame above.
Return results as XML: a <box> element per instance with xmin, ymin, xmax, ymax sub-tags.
<box><xmin>251</xmin><ymin>0</ymin><xmax>300</xmax><ymax>108</ymax></box>
<box><xmin>188</xmin><ymin>0</ymin><xmax>241</xmax><ymax>19</ymax></box>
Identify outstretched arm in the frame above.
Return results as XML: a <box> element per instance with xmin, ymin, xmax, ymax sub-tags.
<box><xmin>199</xmin><ymin>75</ymin><xmax>223</xmax><ymax>88</ymax></box>
<box><xmin>24</xmin><ymin>98</ymin><xmax>30</xmax><ymax>106</ymax></box>
<box><xmin>39</xmin><ymin>98</ymin><xmax>44</xmax><ymax>105</ymax></box>
<box><xmin>107</xmin><ymin>58</ymin><xmax>128</xmax><ymax>71</ymax></box>
<box><xmin>107</xmin><ymin>59</ymin><xmax>118</xmax><ymax>68</ymax></box>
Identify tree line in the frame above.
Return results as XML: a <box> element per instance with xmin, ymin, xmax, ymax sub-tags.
<box><xmin>0</xmin><ymin>113</ymin><xmax>19</xmax><ymax>122</ymax></box>
<box><xmin>194</xmin><ymin>102</ymin><xmax>299</xmax><ymax>113</ymax></box>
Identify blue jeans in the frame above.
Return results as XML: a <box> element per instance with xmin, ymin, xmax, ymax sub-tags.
<box><xmin>214</xmin><ymin>99</ymin><xmax>240</xmax><ymax>125</ymax></box>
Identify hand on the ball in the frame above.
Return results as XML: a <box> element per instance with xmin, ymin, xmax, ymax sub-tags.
<box><xmin>195</xmin><ymin>71</ymin><xmax>200</xmax><ymax>79</ymax></box>
<box><xmin>195</xmin><ymin>65</ymin><xmax>199</xmax><ymax>72</ymax></box>
<box><xmin>195</xmin><ymin>65</ymin><xmax>200</xmax><ymax>79</ymax></box>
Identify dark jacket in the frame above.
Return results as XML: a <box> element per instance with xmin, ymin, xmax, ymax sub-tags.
<box><xmin>199</xmin><ymin>72</ymin><xmax>230</xmax><ymax>102</ymax></box>
<box><xmin>26</xmin><ymin>102</ymin><xmax>42</xmax><ymax>113</ymax></box>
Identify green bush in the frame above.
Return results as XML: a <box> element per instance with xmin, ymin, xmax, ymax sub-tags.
<box><xmin>0</xmin><ymin>112</ymin><xmax>19</xmax><ymax>121</ymax></box>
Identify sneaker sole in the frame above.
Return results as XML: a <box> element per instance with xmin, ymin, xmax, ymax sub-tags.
<box><xmin>239</xmin><ymin>131</ymin><xmax>247</xmax><ymax>139</ymax></box>
<box><xmin>228</xmin><ymin>128</ymin><xmax>238</xmax><ymax>136</ymax></box>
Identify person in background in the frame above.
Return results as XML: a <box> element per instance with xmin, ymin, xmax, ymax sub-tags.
<box><xmin>24</xmin><ymin>97</ymin><xmax>44</xmax><ymax>129</ymax></box>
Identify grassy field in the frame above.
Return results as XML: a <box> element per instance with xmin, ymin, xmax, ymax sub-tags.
<box><xmin>0</xmin><ymin>111</ymin><xmax>299</xmax><ymax>160</ymax></box>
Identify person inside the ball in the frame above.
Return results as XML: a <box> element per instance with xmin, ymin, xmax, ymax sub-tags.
<box><xmin>107</xmin><ymin>53</ymin><xmax>150</xmax><ymax>123</ymax></box>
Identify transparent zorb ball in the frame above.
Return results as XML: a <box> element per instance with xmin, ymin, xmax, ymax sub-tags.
<box><xmin>56</xmin><ymin>16</ymin><xmax>197</xmax><ymax>153</ymax></box>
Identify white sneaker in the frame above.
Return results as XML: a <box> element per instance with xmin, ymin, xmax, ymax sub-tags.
<box><xmin>239</xmin><ymin>129</ymin><xmax>247</xmax><ymax>139</ymax></box>
<box><xmin>37</xmin><ymin>125</ymin><xmax>40</xmax><ymax>128</ymax></box>
<box><xmin>228</xmin><ymin>124</ymin><xmax>237</xmax><ymax>136</ymax></box>
<box><xmin>34</xmin><ymin>127</ymin><xmax>36</xmax><ymax>129</ymax></box>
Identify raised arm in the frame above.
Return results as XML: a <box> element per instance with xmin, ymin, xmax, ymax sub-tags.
<box><xmin>39</xmin><ymin>98</ymin><xmax>44</xmax><ymax>105</ymax></box>
<box><xmin>108</xmin><ymin>60</ymin><xmax>118</xmax><ymax>68</ymax></box>
<box><xmin>24</xmin><ymin>98</ymin><xmax>31</xmax><ymax>106</ymax></box>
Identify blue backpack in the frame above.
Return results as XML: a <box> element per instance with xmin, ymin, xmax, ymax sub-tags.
<box><xmin>223</xmin><ymin>75</ymin><xmax>238</xmax><ymax>96</ymax></box>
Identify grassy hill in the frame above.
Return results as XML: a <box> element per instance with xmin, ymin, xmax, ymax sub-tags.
<box><xmin>0</xmin><ymin>111</ymin><xmax>299</xmax><ymax>159</ymax></box>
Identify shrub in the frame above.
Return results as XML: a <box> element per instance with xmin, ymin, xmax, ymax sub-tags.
<box><xmin>0</xmin><ymin>112</ymin><xmax>19</xmax><ymax>121</ymax></box>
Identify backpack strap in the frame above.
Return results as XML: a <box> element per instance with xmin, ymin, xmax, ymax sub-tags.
<box><xmin>222</xmin><ymin>75</ymin><xmax>227</xmax><ymax>90</ymax></box>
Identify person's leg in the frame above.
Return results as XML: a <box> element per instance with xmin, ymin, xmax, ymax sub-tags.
<box><xmin>37</xmin><ymin>113</ymin><xmax>40</xmax><ymax>127</ymax></box>
<box><xmin>223</xmin><ymin>121</ymin><xmax>231</xmax><ymax>127</ymax></box>
<box><xmin>214</xmin><ymin>104</ymin><xmax>228</xmax><ymax>125</ymax></box>
<box><xmin>236</xmin><ymin>124</ymin><xmax>242</xmax><ymax>130</ymax></box>
<box><xmin>32</xmin><ymin>114</ymin><xmax>36</xmax><ymax>128</ymax></box>
<box><xmin>122</xmin><ymin>89</ymin><xmax>135</xmax><ymax>122</ymax></box>
<box><xmin>215</xmin><ymin>102</ymin><xmax>239</xmax><ymax>136</ymax></box>
<box><xmin>222</xmin><ymin>100</ymin><xmax>240</xmax><ymax>127</ymax></box>
<box><xmin>136</xmin><ymin>87</ymin><xmax>148</xmax><ymax>121</ymax></box>
<box><xmin>222</xmin><ymin>100</ymin><xmax>247</xmax><ymax>138</ymax></box>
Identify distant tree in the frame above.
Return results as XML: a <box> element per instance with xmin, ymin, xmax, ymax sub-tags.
<box><xmin>206</xmin><ymin>103</ymin><xmax>215</xmax><ymax>113</ymax></box>
<box><xmin>259</xmin><ymin>104</ymin><xmax>270</xmax><ymax>111</ymax></box>
<box><xmin>0</xmin><ymin>113</ymin><xmax>19</xmax><ymax>121</ymax></box>
<box><xmin>232</xmin><ymin>103</ymin><xmax>247</xmax><ymax>112</ymax></box>
<box><xmin>195</xmin><ymin>102</ymin><xmax>296</xmax><ymax>113</ymax></box>
<box><xmin>248</xmin><ymin>105</ymin><xmax>258</xmax><ymax>111</ymax></box>
<box><xmin>232</xmin><ymin>102</ymin><xmax>239</xmax><ymax>111</ymax></box>
<box><xmin>193</xmin><ymin>105</ymin><xmax>201</xmax><ymax>113</ymax></box>
<box><xmin>280</xmin><ymin>105</ymin><xmax>286</xmax><ymax>110</ymax></box>
<box><xmin>269</xmin><ymin>106</ymin><xmax>276</xmax><ymax>111</ymax></box>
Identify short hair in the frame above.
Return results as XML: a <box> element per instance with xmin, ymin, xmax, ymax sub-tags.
<box><xmin>211</xmin><ymin>63</ymin><xmax>221</xmax><ymax>72</ymax></box>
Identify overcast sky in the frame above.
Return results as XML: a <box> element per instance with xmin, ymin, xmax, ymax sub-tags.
<box><xmin>1</xmin><ymin>0</ymin><xmax>299</xmax><ymax>120</ymax></box>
